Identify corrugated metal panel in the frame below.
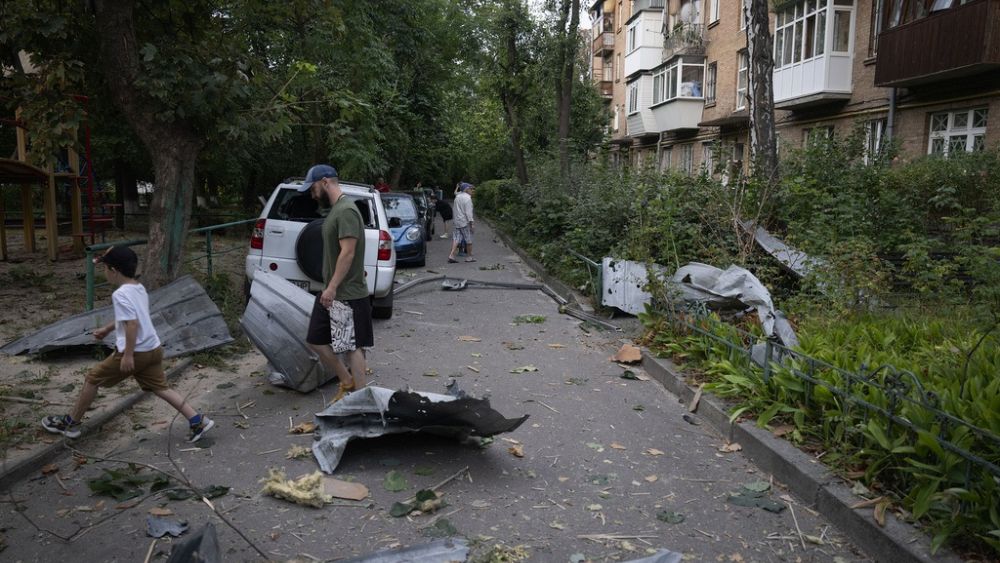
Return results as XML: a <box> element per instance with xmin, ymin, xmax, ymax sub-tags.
<box><xmin>240</xmin><ymin>269</ymin><xmax>333</xmax><ymax>392</ymax></box>
<box><xmin>0</xmin><ymin>275</ymin><xmax>233</xmax><ymax>357</ymax></box>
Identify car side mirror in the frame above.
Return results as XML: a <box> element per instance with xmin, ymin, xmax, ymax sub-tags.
<box><xmin>388</xmin><ymin>217</ymin><xmax>402</xmax><ymax>228</ymax></box>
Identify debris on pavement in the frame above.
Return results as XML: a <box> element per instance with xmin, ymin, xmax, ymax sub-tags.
<box><xmin>389</xmin><ymin>489</ymin><xmax>444</xmax><ymax>517</ymax></box>
<box><xmin>422</xmin><ymin>518</ymin><xmax>459</xmax><ymax>538</ymax></box>
<box><xmin>165</xmin><ymin>522</ymin><xmax>221</xmax><ymax>563</ymax></box>
<box><xmin>1</xmin><ymin>275</ymin><xmax>233</xmax><ymax>358</ymax></box>
<box><xmin>289</xmin><ymin>421</ymin><xmax>317</xmax><ymax>434</ymax></box>
<box><xmin>260</xmin><ymin>469</ymin><xmax>331</xmax><ymax>508</ymax></box>
<box><xmin>656</xmin><ymin>510</ymin><xmax>685</xmax><ymax>524</ymax></box>
<box><xmin>146</xmin><ymin>515</ymin><xmax>189</xmax><ymax>538</ymax></box>
<box><xmin>286</xmin><ymin>445</ymin><xmax>312</xmax><ymax>459</ymax></box>
<box><xmin>383</xmin><ymin>470</ymin><xmax>408</xmax><ymax>492</ymax></box>
<box><xmin>322</xmin><ymin>477</ymin><xmax>369</xmax><ymax>501</ymax></box>
<box><xmin>624</xmin><ymin>549</ymin><xmax>684</xmax><ymax>563</ymax></box>
<box><xmin>312</xmin><ymin>385</ymin><xmax>528</xmax><ymax>474</ymax></box>
<box><xmin>726</xmin><ymin>481</ymin><xmax>787</xmax><ymax>513</ymax></box>
<box><xmin>509</xmin><ymin>365</ymin><xmax>537</xmax><ymax>373</ymax></box>
<box><xmin>719</xmin><ymin>442</ymin><xmax>742</xmax><ymax>453</ymax></box>
<box><xmin>611</xmin><ymin>343</ymin><xmax>642</xmax><ymax>363</ymax></box>
<box><xmin>688</xmin><ymin>384</ymin><xmax>704</xmax><ymax>413</ymax></box>
<box><xmin>337</xmin><ymin>538</ymin><xmax>469</xmax><ymax>563</ymax></box>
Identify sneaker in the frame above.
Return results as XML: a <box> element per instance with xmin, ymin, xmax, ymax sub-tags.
<box><xmin>439</xmin><ymin>234</ymin><xmax>449</xmax><ymax>239</ymax></box>
<box><xmin>41</xmin><ymin>415</ymin><xmax>81</xmax><ymax>439</ymax></box>
<box><xmin>188</xmin><ymin>417</ymin><xmax>215</xmax><ymax>443</ymax></box>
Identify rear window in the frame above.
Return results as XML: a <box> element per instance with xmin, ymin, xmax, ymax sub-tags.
<box><xmin>268</xmin><ymin>188</ymin><xmax>377</xmax><ymax>228</ymax></box>
<box><xmin>382</xmin><ymin>195</ymin><xmax>418</xmax><ymax>222</ymax></box>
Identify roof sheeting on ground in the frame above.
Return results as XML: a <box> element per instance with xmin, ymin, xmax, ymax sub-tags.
<box><xmin>0</xmin><ymin>275</ymin><xmax>233</xmax><ymax>357</ymax></box>
<box><xmin>313</xmin><ymin>385</ymin><xmax>529</xmax><ymax>474</ymax></box>
<box><xmin>240</xmin><ymin>269</ymin><xmax>334</xmax><ymax>392</ymax></box>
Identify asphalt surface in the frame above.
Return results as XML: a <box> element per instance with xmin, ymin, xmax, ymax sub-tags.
<box><xmin>0</xmin><ymin>221</ymin><xmax>872</xmax><ymax>562</ymax></box>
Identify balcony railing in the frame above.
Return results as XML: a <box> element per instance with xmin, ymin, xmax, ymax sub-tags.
<box><xmin>592</xmin><ymin>31</ymin><xmax>614</xmax><ymax>55</ymax></box>
<box><xmin>663</xmin><ymin>23</ymin><xmax>705</xmax><ymax>60</ymax></box>
<box><xmin>875</xmin><ymin>0</ymin><xmax>1000</xmax><ymax>87</ymax></box>
<box><xmin>598</xmin><ymin>80</ymin><xmax>613</xmax><ymax>98</ymax></box>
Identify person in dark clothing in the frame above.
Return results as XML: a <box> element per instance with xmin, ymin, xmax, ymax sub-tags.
<box><xmin>430</xmin><ymin>194</ymin><xmax>453</xmax><ymax>238</ymax></box>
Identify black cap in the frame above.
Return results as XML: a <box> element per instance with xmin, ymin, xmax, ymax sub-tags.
<box><xmin>95</xmin><ymin>246</ymin><xmax>138</xmax><ymax>278</ymax></box>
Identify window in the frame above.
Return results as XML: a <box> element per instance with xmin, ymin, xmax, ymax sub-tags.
<box><xmin>928</xmin><ymin>108</ymin><xmax>988</xmax><ymax>156</ymax></box>
<box><xmin>702</xmin><ymin>141</ymin><xmax>717</xmax><ymax>174</ymax></box>
<box><xmin>705</xmin><ymin>62</ymin><xmax>717</xmax><ymax>105</ymax></box>
<box><xmin>613</xmin><ymin>105</ymin><xmax>620</xmax><ymax>132</ymax></box>
<box><xmin>680</xmin><ymin>144</ymin><xmax>694</xmax><ymax>175</ymax></box>
<box><xmin>774</xmin><ymin>0</ymin><xmax>832</xmax><ymax>69</ymax></box>
<box><xmin>627</xmin><ymin>22</ymin><xmax>638</xmax><ymax>52</ymax></box>
<box><xmin>709</xmin><ymin>0</ymin><xmax>719</xmax><ymax>23</ymax></box>
<box><xmin>660</xmin><ymin>147</ymin><xmax>672</xmax><ymax>171</ymax></box>
<box><xmin>864</xmin><ymin>118</ymin><xmax>887</xmax><ymax>164</ymax></box>
<box><xmin>832</xmin><ymin>9</ymin><xmax>851</xmax><ymax>52</ymax></box>
<box><xmin>616</xmin><ymin>53</ymin><xmax>622</xmax><ymax>82</ymax></box>
<box><xmin>868</xmin><ymin>0</ymin><xmax>882</xmax><ymax>56</ymax></box>
<box><xmin>884</xmin><ymin>0</ymin><xmax>970</xmax><ymax>29</ymax></box>
<box><xmin>736</xmin><ymin>51</ymin><xmax>748</xmax><ymax>109</ymax></box>
<box><xmin>740</xmin><ymin>0</ymin><xmax>749</xmax><ymax>30</ymax></box>
<box><xmin>652</xmin><ymin>58</ymin><xmax>705</xmax><ymax>104</ymax></box>
<box><xmin>627</xmin><ymin>82</ymin><xmax>639</xmax><ymax>114</ymax></box>
<box><xmin>652</xmin><ymin>68</ymin><xmax>665</xmax><ymax>105</ymax></box>
<box><xmin>803</xmin><ymin>126</ymin><xmax>834</xmax><ymax>146</ymax></box>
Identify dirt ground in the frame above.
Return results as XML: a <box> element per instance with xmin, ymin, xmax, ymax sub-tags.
<box><xmin>0</xmin><ymin>227</ymin><xmax>257</xmax><ymax>465</ymax></box>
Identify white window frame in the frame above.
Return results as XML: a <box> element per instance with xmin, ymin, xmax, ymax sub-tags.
<box><xmin>774</xmin><ymin>0</ymin><xmax>828</xmax><ymax>69</ymax></box>
<box><xmin>627</xmin><ymin>21</ymin><xmax>638</xmax><ymax>53</ymax></box>
<box><xmin>709</xmin><ymin>0</ymin><xmax>720</xmax><ymax>23</ymax></box>
<box><xmin>702</xmin><ymin>141</ymin><xmax>716</xmax><ymax>174</ymax></box>
<box><xmin>652</xmin><ymin>67</ymin><xmax>666</xmax><ymax>105</ymax></box>
<box><xmin>627</xmin><ymin>82</ymin><xmax>639</xmax><ymax>114</ymax></box>
<box><xmin>928</xmin><ymin>108</ymin><xmax>989</xmax><ymax>156</ymax></box>
<box><xmin>739</xmin><ymin>0</ymin><xmax>749</xmax><ymax>30</ymax></box>
<box><xmin>735</xmin><ymin>51</ymin><xmax>748</xmax><ymax>110</ymax></box>
<box><xmin>864</xmin><ymin>117</ymin><xmax>887</xmax><ymax>164</ymax></box>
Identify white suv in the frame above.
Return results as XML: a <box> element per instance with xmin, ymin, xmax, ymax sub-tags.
<box><xmin>245</xmin><ymin>180</ymin><xmax>396</xmax><ymax>318</ymax></box>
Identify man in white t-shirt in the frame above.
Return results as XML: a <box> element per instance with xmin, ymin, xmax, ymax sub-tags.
<box><xmin>41</xmin><ymin>246</ymin><xmax>215</xmax><ymax>442</ymax></box>
<box><xmin>448</xmin><ymin>183</ymin><xmax>476</xmax><ymax>263</ymax></box>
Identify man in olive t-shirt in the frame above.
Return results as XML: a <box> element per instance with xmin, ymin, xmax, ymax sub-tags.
<box><xmin>300</xmin><ymin>164</ymin><xmax>372</xmax><ymax>403</ymax></box>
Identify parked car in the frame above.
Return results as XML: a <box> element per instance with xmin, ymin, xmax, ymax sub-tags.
<box><xmin>402</xmin><ymin>188</ymin><xmax>435</xmax><ymax>241</ymax></box>
<box><xmin>245</xmin><ymin>179</ymin><xmax>396</xmax><ymax>318</ymax></box>
<box><xmin>380</xmin><ymin>192</ymin><xmax>427</xmax><ymax>267</ymax></box>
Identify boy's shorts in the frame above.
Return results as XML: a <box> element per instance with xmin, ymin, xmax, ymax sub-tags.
<box><xmin>86</xmin><ymin>347</ymin><xmax>168</xmax><ymax>392</ymax></box>
<box><xmin>306</xmin><ymin>295</ymin><xmax>374</xmax><ymax>352</ymax></box>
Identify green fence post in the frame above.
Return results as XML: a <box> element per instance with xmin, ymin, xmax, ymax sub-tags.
<box><xmin>205</xmin><ymin>231</ymin><xmax>214</xmax><ymax>278</ymax></box>
<box><xmin>85</xmin><ymin>248</ymin><xmax>95</xmax><ymax>311</ymax></box>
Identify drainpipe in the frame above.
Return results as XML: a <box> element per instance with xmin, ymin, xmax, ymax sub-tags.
<box><xmin>886</xmin><ymin>87</ymin><xmax>896</xmax><ymax>143</ymax></box>
<box><xmin>655</xmin><ymin>131</ymin><xmax>664</xmax><ymax>170</ymax></box>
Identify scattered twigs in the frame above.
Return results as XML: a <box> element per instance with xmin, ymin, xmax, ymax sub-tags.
<box><xmin>537</xmin><ymin>400</ymin><xmax>560</xmax><ymax>414</ymax></box>
<box><xmin>403</xmin><ymin>466</ymin><xmax>469</xmax><ymax>504</ymax></box>
<box><xmin>786</xmin><ymin>501</ymin><xmax>806</xmax><ymax>549</ymax></box>
<box><xmin>578</xmin><ymin>533</ymin><xmax>658</xmax><ymax>542</ymax></box>
<box><xmin>143</xmin><ymin>539</ymin><xmax>157</xmax><ymax>563</ymax></box>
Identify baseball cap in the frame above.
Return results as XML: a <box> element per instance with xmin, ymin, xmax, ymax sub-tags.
<box><xmin>94</xmin><ymin>246</ymin><xmax>138</xmax><ymax>277</ymax></box>
<box><xmin>459</xmin><ymin>182</ymin><xmax>474</xmax><ymax>192</ymax></box>
<box><xmin>298</xmin><ymin>164</ymin><xmax>339</xmax><ymax>192</ymax></box>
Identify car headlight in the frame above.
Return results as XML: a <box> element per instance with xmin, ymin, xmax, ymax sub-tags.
<box><xmin>405</xmin><ymin>227</ymin><xmax>421</xmax><ymax>241</ymax></box>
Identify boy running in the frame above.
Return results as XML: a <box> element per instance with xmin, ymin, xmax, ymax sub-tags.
<box><xmin>41</xmin><ymin>246</ymin><xmax>214</xmax><ymax>442</ymax></box>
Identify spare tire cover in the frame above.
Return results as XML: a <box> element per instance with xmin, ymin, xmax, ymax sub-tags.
<box><xmin>296</xmin><ymin>219</ymin><xmax>325</xmax><ymax>283</ymax></box>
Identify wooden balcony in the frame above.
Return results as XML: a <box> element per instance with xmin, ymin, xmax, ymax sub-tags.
<box><xmin>593</xmin><ymin>31</ymin><xmax>614</xmax><ymax>55</ymax></box>
<box><xmin>875</xmin><ymin>0</ymin><xmax>1000</xmax><ymax>87</ymax></box>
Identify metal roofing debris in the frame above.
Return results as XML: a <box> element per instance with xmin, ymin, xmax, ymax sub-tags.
<box><xmin>602</xmin><ymin>258</ymin><xmax>667</xmax><ymax>315</ymax></box>
<box><xmin>240</xmin><ymin>269</ymin><xmax>335</xmax><ymax>393</ymax></box>
<box><xmin>0</xmin><ymin>275</ymin><xmax>233</xmax><ymax>358</ymax></box>
<box><xmin>312</xmin><ymin>385</ymin><xmax>528</xmax><ymax>474</ymax></box>
<box><xmin>739</xmin><ymin>220</ymin><xmax>822</xmax><ymax>278</ymax></box>
<box><xmin>340</xmin><ymin>538</ymin><xmax>469</xmax><ymax>563</ymax></box>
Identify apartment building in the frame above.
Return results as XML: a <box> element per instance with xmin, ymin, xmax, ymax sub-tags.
<box><xmin>588</xmin><ymin>0</ymin><xmax>1000</xmax><ymax>174</ymax></box>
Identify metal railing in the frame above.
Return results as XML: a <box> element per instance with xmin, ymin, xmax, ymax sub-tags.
<box><xmin>663</xmin><ymin>23</ymin><xmax>706</xmax><ymax>58</ymax></box>
<box><xmin>662</xmin><ymin>306</ymin><xmax>1000</xmax><ymax>489</ymax></box>
<box><xmin>84</xmin><ymin>218</ymin><xmax>256</xmax><ymax>310</ymax></box>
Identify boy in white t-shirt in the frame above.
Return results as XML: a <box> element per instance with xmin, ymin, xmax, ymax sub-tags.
<box><xmin>41</xmin><ymin>246</ymin><xmax>214</xmax><ymax>442</ymax></box>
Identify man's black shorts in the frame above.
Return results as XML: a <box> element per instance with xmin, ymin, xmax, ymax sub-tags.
<box><xmin>306</xmin><ymin>295</ymin><xmax>374</xmax><ymax>349</ymax></box>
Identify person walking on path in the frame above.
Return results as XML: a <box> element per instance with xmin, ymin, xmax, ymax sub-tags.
<box><xmin>448</xmin><ymin>183</ymin><xmax>476</xmax><ymax>263</ymax></box>
<box><xmin>41</xmin><ymin>246</ymin><xmax>214</xmax><ymax>442</ymax></box>
<box><xmin>431</xmin><ymin>193</ymin><xmax>453</xmax><ymax>238</ymax></box>
<box><xmin>301</xmin><ymin>164</ymin><xmax>373</xmax><ymax>403</ymax></box>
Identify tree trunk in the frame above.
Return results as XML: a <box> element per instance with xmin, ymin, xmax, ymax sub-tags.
<box><xmin>92</xmin><ymin>0</ymin><xmax>203</xmax><ymax>288</ymax></box>
<box><xmin>556</xmin><ymin>0</ymin><xmax>580</xmax><ymax>179</ymax></box>
<box><xmin>744</xmin><ymin>0</ymin><xmax>778</xmax><ymax>184</ymax></box>
<box><xmin>501</xmin><ymin>5</ymin><xmax>529</xmax><ymax>186</ymax></box>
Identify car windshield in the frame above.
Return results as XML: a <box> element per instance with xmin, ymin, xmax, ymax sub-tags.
<box><xmin>383</xmin><ymin>195</ymin><xmax>418</xmax><ymax>222</ymax></box>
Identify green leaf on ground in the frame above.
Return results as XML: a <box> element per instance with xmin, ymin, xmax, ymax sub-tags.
<box><xmin>510</xmin><ymin>365</ymin><xmax>538</xmax><ymax>374</ymax></box>
<box><xmin>383</xmin><ymin>470</ymin><xmax>408</xmax><ymax>492</ymax></box>
<box><xmin>414</xmin><ymin>466</ymin><xmax>436</xmax><ymax>476</ymax></box>
<box><xmin>656</xmin><ymin>510</ymin><xmax>685</xmax><ymax>524</ymax></box>
<box><xmin>620</xmin><ymin>370</ymin><xmax>640</xmax><ymax>380</ymax></box>
<box><xmin>422</xmin><ymin>518</ymin><xmax>458</xmax><ymax>538</ymax></box>
<box><xmin>513</xmin><ymin>315</ymin><xmax>546</xmax><ymax>324</ymax></box>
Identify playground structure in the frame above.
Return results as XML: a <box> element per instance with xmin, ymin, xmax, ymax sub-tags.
<box><xmin>0</xmin><ymin>98</ymin><xmax>109</xmax><ymax>262</ymax></box>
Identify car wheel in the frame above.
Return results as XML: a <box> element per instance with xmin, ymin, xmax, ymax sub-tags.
<box><xmin>372</xmin><ymin>292</ymin><xmax>393</xmax><ymax>319</ymax></box>
<box><xmin>296</xmin><ymin>219</ymin><xmax>325</xmax><ymax>283</ymax></box>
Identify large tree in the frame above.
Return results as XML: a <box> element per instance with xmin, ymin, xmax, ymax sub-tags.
<box><xmin>744</xmin><ymin>0</ymin><xmax>779</xmax><ymax>183</ymax></box>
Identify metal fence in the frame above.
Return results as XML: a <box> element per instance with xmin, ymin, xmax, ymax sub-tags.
<box><xmin>664</xmin><ymin>307</ymin><xmax>1000</xmax><ymax>489</ymax></box>
<box><xmin>84</xmin><ymin>218</ymin><xmax>256</xmax><ymax>310</ymax></box>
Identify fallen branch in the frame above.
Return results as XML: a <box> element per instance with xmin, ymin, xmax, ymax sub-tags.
<box><xmin>786</xmin><ymin>501</ymin><xmax>806</xmax><ymax>550</ymax></box>
<box><xmin>0</xmin><ymin>395</ymin><xmax>72</xmax><ymax>407</ymax></box>
<box><xmin>403</xmin><ymin>466</ymin><xmax>469</xmax><ymax>504</ymax></box>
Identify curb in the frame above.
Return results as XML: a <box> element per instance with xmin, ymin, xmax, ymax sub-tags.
<box><xmin>641</xmin><ymin>353</ymin><xmax>962</xmax><ymax>563</ymax></box>
<box><xmin>0</xmin><ymin>359</ymin><xmax>193</xmax><ymax>492</ymax></box>
<box><xmin>488</xmin><ymin>222</ymin><xmax>590</xmax><ymax>311</ymax></box>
